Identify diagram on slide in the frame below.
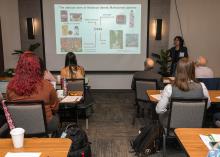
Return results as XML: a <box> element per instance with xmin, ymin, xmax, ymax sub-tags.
<box><xmin>54</xmin><ymin>4</ymin><xmax>141</xmax><ymax>54</ymax></box>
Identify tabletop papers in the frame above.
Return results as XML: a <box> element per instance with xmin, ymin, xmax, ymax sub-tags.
<box><xmin>60</xmin><ymin>96</ymin><xmax>82</xmax><ymax>103</ymax></box>
<box><xmin>5</xmin><ymin>152</ymin><xmax>41</xmax><ymax>157</ymax></box>
<box><xmin>216</xmin><ymin>96</ymin><xmax>220</xmax><ymax>99</ymax></box>
<box><xmin>150</xmin><ymin>94</ymin><xmax>161</xmax><ymax>101</ymax></box>
<box><xmin>200</xmin><ymin>134</ymin><xmax>220</xmax><ymax>150</ymax></box>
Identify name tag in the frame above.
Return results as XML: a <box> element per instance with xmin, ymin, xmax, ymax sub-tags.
<box><xmin>179</xmin><ymin>52</ymin><xmax>185</xmax><ymax>57</ymax></box>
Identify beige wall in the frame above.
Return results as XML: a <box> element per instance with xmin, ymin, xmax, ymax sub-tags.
<box><xmin>18</xmin><ymin>0</ymin><xmax>44</xmax><ymax>60</ymax></box>
<box><xmin>0</xmin><ymin>0</ymin><xmax>21</xmax><ymax>69</ymax></box>
<box><xmin>149</xmin><ymin>0</ymin><xmax>170</xmax><ymax>55</ymax></box>
<box><xmin>169</xmin><ymin>0</ymin><xmax>220</xmax><ymax>76</ymax></box>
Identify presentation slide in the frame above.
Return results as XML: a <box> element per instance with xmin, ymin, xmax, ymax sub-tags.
<box><xmin>43</xmin><ymin>0</ymin><xmax>148</xmax><ymax>71</ymax></box>
<box><xmin>54</xmin><ymin>4</ymin><xmax>141</xmax><ymax>54</ymax></box>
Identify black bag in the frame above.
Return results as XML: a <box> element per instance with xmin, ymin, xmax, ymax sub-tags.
<box><xmin>61</xmin><ymin>123</ymin><xmax>92</xmax><ymax>157</ymax></box>
<box><xmin>130</xmin><ymin>123</ymin><xmax>162</xmax><ymax>156</ymax></box>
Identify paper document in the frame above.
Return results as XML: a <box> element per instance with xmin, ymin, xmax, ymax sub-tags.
<box><xmin>61</xmin><ymin>96</ymin><xmax>82</xmax><ymax>103</ymax></box>
<box><xmin>211</xmin><ymin>134</ymin><xmax>220</xmax><ymax>141</ymax></box>
<box><xmin>5</xmin><ymin>152</ymin><xmax>41</xmax><ymax>157</ymax></box>
<box><xmin>200</xmin><ymin>134</ymin><xmax>213</xmax><ymax>150</ymax></box>
<box><xmin>200</xmin><ymin>134</ymin><xmax>220</xmax><ymax>150</ymax></box>
<box><xmin>150</xmin><ymin>94</ymin><xmax>161</xmax><ymax>101</ymax></box>
<box><xmin>215</xmin><ymin>96</ymin><xmax>220</xmax><ymax>99</ymax></box>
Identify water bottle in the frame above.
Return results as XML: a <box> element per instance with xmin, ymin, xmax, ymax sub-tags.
<box><xmin>61</xmin><ymin>78</ymin><xmax>67</xmax><ymax>96</ymax></box>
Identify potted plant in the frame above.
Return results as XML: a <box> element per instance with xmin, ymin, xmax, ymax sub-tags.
<box><xmin>12</xmin><ymin>42</ymin><xmax>40</xmax><ymax>55</ymax></box>
<box><xmin>4</xmin><ymin>43</ymin><xmax>41</xmax><ymax>77</ymax></box>
<box><xmin>151</xmin><ymin>49</ymin><xmax>172</xmax><ymax>77</ymax></box>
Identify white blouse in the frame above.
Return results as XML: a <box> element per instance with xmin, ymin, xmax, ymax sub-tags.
<box><xmin>156</xmin><ymin>82</ymin><xmax>211</xmax><ymax>114</ymax></box>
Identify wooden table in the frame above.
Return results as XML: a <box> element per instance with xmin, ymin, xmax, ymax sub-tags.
<box><xmin>146</xmin><ymin>90</ymin><xmax>220</xmax><ymax>103</ymax></box>
<box><xmin>0</xmin><ymin>138</ymin><xmax>71</xmax><ymax>157</ymax></box>
<box><xmin>175</xmin><ymin>128</ymin><xmax>220</xmax><ymax>157</ymax></box>
<box><xmin>0</xmin><ymin>76</ymin><xmax>11</xmax><ymax>81</ymax></box>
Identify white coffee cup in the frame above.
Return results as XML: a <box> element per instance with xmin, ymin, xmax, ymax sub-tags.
<box><xmin>10</xmin><ymin>128</ymin><xmax>25</xmax><ymax>148</ymax></box>
<box><xmin>56</xmin><ymin>75</ymin><xmax>61</xmax><ymax>84</ymax></box>
<box><xmin>57</xmin><ymin>90</ymin><xmax>64</xmax><ymax>98</ymax></box>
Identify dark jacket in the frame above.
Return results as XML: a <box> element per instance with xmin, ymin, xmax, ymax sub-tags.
<box><xmin>170</xmin><ymin>46</ymin><xmax>188</xmax><ymax>75</ymax></box>
<box><xmin>131</xmin><ymin>70</ymin><xmax>162</xmax><ymax>90</ymax></box>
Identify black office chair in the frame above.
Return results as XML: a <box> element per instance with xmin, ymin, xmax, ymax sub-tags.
<box><xmin>133</xmin><ymin>78</ymin><xmax>159</xmax><ymax>125</ymax></box>
<box><xmin>197</xmin><ymin>78</ymin><xmax>220</xmax><ymax>90</ymax></box>
<box><xmin>60</xmin><ymin>78</ymin><xmax>94</xmax><ymax>129</ymax></box>
<box><xmin>5</xmin><ymin>100</ymin><xmax>48</xmax><ymax>137</ymax></box>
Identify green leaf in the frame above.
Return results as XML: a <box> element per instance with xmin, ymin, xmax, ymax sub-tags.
<box><xmin>28</xmin><ymin>43</ymin><xmax>40</xmax><ymax>51</ymax></box>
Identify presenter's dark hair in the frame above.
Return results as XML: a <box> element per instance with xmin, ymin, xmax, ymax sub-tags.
<box><xmin>174</xmin><ymin>36</ymin><xmax>184</xmax><ymax>47</ymax></box>
<box><xmin>65</xmin><ymin>52</ymin><xmax>77</xmax><ymax>67</ymax></box>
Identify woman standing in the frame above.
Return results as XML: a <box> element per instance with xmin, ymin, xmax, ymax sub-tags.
<box><xmin>170</xmin><ymin>36</ymin><xmax>188</xmax><ymax>76</ymax></box>
<box><xmin>60</xmin><ymin>52</ymin><xmax>85</xmax><ymax>79</ymax></box>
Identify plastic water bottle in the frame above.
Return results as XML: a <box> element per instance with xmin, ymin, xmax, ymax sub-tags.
<box><xmin>61</xmin><ymin>78</ymin><xmax>67</xmax><ymax>96</ymax></box>
<box><xmin>207</xmin><ymin>149</ymin><xmax>220</xmax><ymax>157</ymax></box>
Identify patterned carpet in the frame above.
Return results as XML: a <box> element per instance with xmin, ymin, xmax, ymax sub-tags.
<box><xmin>78</xmin><ymin>90</ymin><xmax>186</xmax><ymax>157</ymax></box>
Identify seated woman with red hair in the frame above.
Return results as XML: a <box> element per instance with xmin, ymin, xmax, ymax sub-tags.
<box><xmin>6</xmin><ymin>52</ymin><xmax>60</xmax><ymax>132</ymax></box>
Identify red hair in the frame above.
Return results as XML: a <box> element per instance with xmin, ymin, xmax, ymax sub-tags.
<box><xmin>8</xmin><ymin>52</ymin><xmax>43</xmax><ymax>96</ymax></box>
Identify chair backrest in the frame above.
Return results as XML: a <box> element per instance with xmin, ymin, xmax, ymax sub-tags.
<box><xmin>5</xmin><ymin>100</ymin><xmax>47</xmax><ymax>136</ymax></box>
<box><xmin>67</xmin><ymin>78</ymin><xmax>85</xmax><ymax>91</ymax></box>
<box><xmin>168</xmin><ymin>98</ymin><xmax>208</xmax><ymax>130</ymax></box>
<box><xmin>135</xmin><ymin>78</ymin><xmax>158</xmax><ymax>101</ymax></box>
<box><xmin>0</xmin><ymin>81</ymin><xmax>8</xmax><ymax>94</ymax></box>
<box><xmin>197</xmin><ymin>78</ymin><xmax>220</xmax><ymax>90</ymax></box>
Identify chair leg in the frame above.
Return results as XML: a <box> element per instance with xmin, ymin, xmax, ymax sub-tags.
<box><xmin>163</xmin><ymin>133</ymin><xmax>166</xmax><ymax>157</ymax></box>
<box><xmin>86</xmin><ymin>118</ymin><xmax>88</xmax><ymax>130</ymax></box>
<box><xmin>76</xmin><ymin>110</ymin><xmax>79</xmax><ymax>124</ymax></box>
<box><xmin>136</xmin><ymin>104</ymin><xmax>140</xmax><ymax>118</ymax></box>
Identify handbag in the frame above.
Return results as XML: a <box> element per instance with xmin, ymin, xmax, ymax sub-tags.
<box><xmin>1</xmin><ymin>100</ymin><xmax>15</xmax><ymax>130</ymax></box>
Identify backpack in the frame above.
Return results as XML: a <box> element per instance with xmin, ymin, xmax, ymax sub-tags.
<box><xmin>130</xmin><ymin>123</ymin><xmax>162</xmax><ymax>156</ymax></box>
<box><xmin>61</xmin><ymin>123</ymin><xmax>92</xmax><ymax>157</ymax></box>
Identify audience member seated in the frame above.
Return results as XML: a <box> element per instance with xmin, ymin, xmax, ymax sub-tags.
<box><xmin>39</xmin><ymin>57</ymin><xmax>56</xmax><ymax>82</ymax></box>
<box><xmin>195</xmin><ymin>56</ymin><xmax>214</xmax><ymax>78</ymax></box>
<box><xmin>156</xmin><ymin>58</ymin><xmax>210</xmax><ymax>127</ymax></box>
<box><xmin>60</xmin><ymin>52</ymin><xmax>85</xmax><ymax>79</ymax></box>
<box><xmin>131</xmin><ymin>58</ymin><xmax>162</xmax><ymax>90</ymax></box>
<box><xmin>6</xmin><ymin>52</ymin><xmax>60</xmax><ymax>132</ymax></box>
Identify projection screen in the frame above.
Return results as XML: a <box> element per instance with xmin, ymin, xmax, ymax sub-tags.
<box><xmin>43</xmin><ymin>0</ymin><xmax>148</xmax><ymax>71</ymax></box>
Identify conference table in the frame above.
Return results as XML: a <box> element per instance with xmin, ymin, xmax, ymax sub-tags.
<box><xmin>175</xmin><ymin>128</ymin><xmax>220</xmax><ymax>157</ymax></box>
<box><xmin>146</xmin><ymin>90</ymin><xmax>220</xmax><ymax>103</ymax></box>
<box><xmin>0</xmin><ymin>138</ymin><xmax>71</xmax><ymax>157</ymax></box>
<box><xmin>0</xmin><ymin>77</ymin><xmax>11</xmax><ymax>81</ymax></box>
